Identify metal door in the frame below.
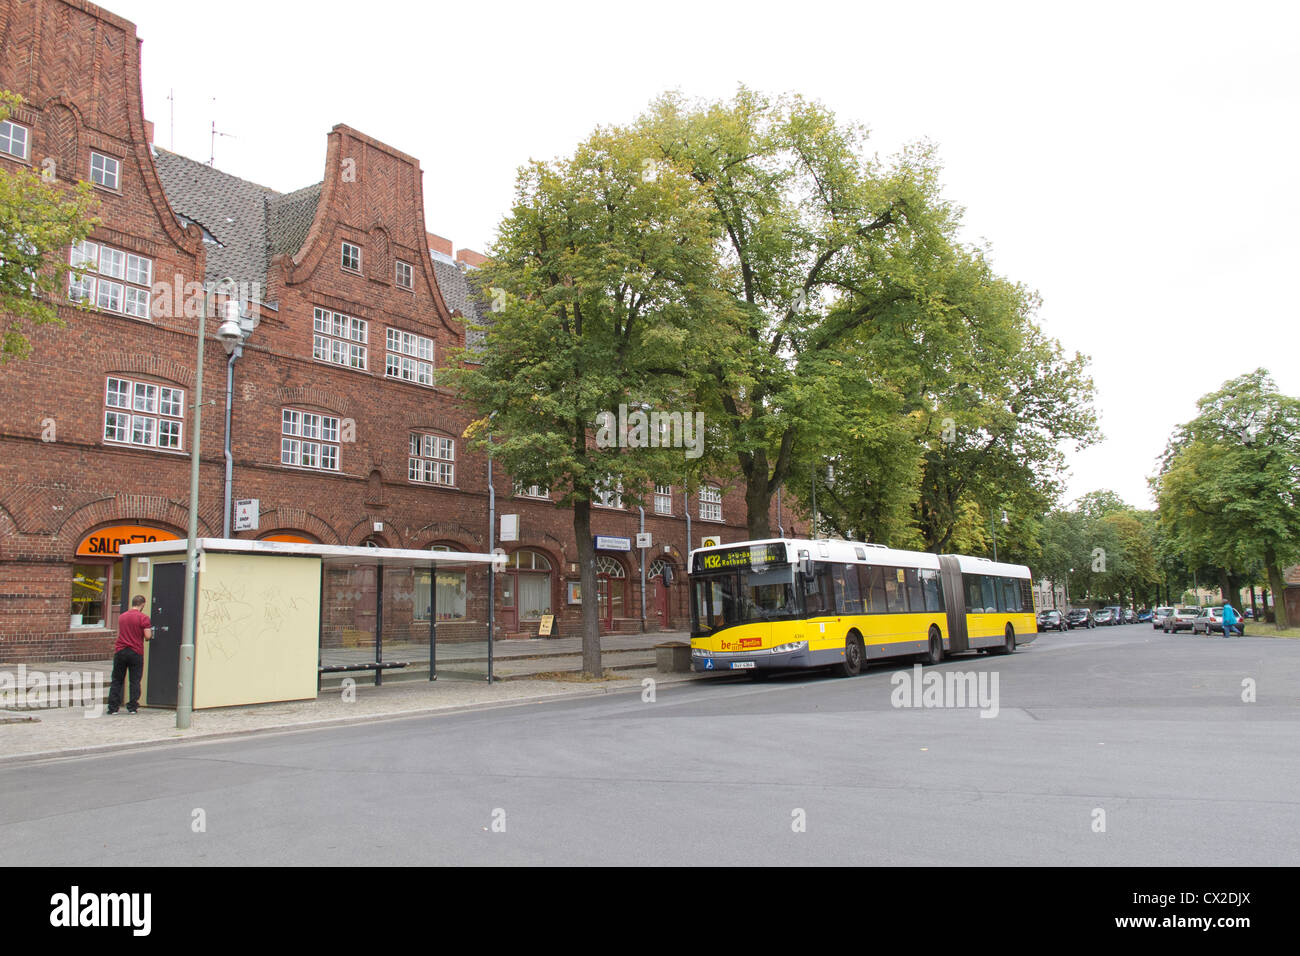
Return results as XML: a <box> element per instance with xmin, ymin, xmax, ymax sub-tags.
<box><xmin>145</xmin><ymin>561</ymin><xmax>186</xmax><ymax>708</ymax></box>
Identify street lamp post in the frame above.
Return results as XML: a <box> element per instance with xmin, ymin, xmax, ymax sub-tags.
<box><xmin>217</xmin><ymin>299</ymin><xmax>255</xmax><ymax>537</ymax></box>
<box><xmin>178</xmin><ymin>288</ymin><xmax>243</xmax><ymax>730</ymax></box>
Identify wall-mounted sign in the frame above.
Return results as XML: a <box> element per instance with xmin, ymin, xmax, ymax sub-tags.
<box><xmin>701</xmin><ymin>535</ymin><xmax>721</xmax><ymax>548</ymax></box>
<box><xmin>635</xmin><ymin>532</ymin><xmax>652</xmax><ymax>549</ymax></box>
<box><xmin>234</xmin><ymin>499</ymin><xmax>259</xmax><ymax>532</ymax></box>
<box><xmin>500</xmin><ymin>514</ymin><xmax>519</xmax><ymax>542</ymax></box>
<box><xmin>76</xmin><ymin>525</ymin><xmax>180</xmax><ymax>558</ymax></box>
<box><xmin>566</xmin><ymin>581</ymin><xmax>582</xmax><ymax>604</ymax></box>
<box><xmin>595</xmin><ymin>535</ymin><xmax>631</xmax><ymax>552</ymax></box>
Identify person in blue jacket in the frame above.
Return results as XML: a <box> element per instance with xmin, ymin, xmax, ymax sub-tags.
<box><xmin>1221</xmin><ymin>603</ymin><xmax>1242</xmax><ymax>637</ymax></box>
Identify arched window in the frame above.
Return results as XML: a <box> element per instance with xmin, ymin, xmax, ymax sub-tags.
<box><xmin>595</xmin><ymin>555</ymin><xmax>625</xmax><ymax>578</ymax></box>
<box><xmin>648</xmin><ymin>558</ymin><xmax>672</xmax><ymax>580</ymax></box>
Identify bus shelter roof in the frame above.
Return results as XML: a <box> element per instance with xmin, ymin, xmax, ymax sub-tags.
<box><xmin>119</xmin><ymin>538</ymin><xmax>506</xmax><ymax>569</ymax></box>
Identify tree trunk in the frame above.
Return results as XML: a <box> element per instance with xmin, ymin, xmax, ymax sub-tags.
<box><xmin>1217</xmin><ymin>568</ymin><xmax>1232</xmax><ymax>605</ymax></box>
<box><xmin>1249</xmin><ymin>585</ymin><xmax>1259</xmax><ymax>622</ymax></box>
<box><xmin>746</xmin><ymin>465</ymin><xmax>772</xmax><ymax>539</ymax></box>
<box><xmin>1265</xmin><ymin>547</ymin><xmax>1289</xmax><ymax>629</ymax></box>
<box><xmin>573</xmin><ymin>499</ymin><xmax>602</xmax><ymax>677</ymax></box>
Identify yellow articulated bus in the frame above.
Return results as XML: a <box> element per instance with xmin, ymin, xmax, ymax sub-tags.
<box><xmin>689</xmin><ymin>538</ymin><xmax>1038</xmax><ymax>676</ymax></box>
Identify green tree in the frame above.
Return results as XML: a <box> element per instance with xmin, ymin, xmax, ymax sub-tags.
<box><xmin>452</xmin><ymin>124</ymin><xmax>723</xmax><ymax>676</ymax></box>
<box><xmin>0</xmin><ymin>91</ymin><xmax>100</xmax><ymax>363</ymax></box>
<box><xmin>1154</xmin><ymin>370</ymin><xmax>1300</xmax><ymax>627</ymax></box>
<box><xmin>641</xmin><ymin>89</ymin><xmax>961</xmax><ymax>537</ymax></box>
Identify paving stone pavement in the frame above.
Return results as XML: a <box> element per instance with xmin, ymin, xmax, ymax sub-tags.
<box><xmin>0</xmin><ymin>664</ymin><xmax>709</xmax><ymax>764</ymax></box>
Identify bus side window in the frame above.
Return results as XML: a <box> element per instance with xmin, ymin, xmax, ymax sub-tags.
<box><xmin>1001</xmin><ymin>577</ymin><xmax>1020</xmax><ymax>612</ymax></box>
<box><xmin>921</xmin><ymin>569</ymin><xmax>945</xmax><ymax>612</ymax></box>
<box><xmin>883</xmin><ymin>567</ymin><xmax>907</xmax><ymax>613</ymax></box>
<box><xmin>981</xmin><ymin>575</ymin><xmax>1001</xmax><ymax>613</ymax></box>
<box><xmin>838</xmin><ymin>564</ymin><xmax>864</xmax><ymax>613</ymax></box>
<box><xmin>903</xmin><ymin>568</ymin><xmax>923</xmax><ymax>612</ymax></box>
<box><xmin>804</xmin><ymin>564</ymin><xmax>834</xmax><ymax>616</ymax></box>
<box><xmin>861</xmin><ymin>565</ymin><xmax>886</xmax><ymax>613</ymax></box>
<box><xmin>965</xmin><ymin>575</ymin><xmax>984</xmax><ymax>612</ymax></box>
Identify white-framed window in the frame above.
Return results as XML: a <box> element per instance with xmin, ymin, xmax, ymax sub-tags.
<box><xmin>594</xmin><ymin>479</ymin><xmax>623</xmax><ymax>509</ymax></box>
<box><xmin>313</xmin><ymin>306</ymin><xmax>368</xmax><ymax>370</ymax></box>
<box><xmin>385</xmin><ymin>328</ymin><xmax>434</xmax><ymax>386</ymax></box>
<box><xmin>103</xmin><ymin>376</ymin><xmax>184</xmax><ymax>450</ymax></box>
<box><xmin>409</xmin><ymin>433</ymin><xmax>455</xmax><ymax>485</ymax></box>
<box><xmin>281</xmin><ymin>408</ymin><xmax>341</xmax><ymax>471</ymax></box>
<box><xmin>699</xmin><ymin>485</ymin><xmax>723</xmax><ymax>522</ymax></box>
<box><xmin>69</xmin><ymin>240</ymin><xmax>152</xmax><ymax>318</ymax></box>
<box><xmin>89</xmin><ymin>151</ymin><xmax>120</xmax><ymax>190</ymax></box>
<box><xmin>341</xmin><ymin>241</ymin><xmax>361</xmax><ymax>272</ymax></box>
<box><xmin>515</xmin><ymin>483</ymin><xmax>550</xmax><ymax>499</ymax></box>
<box><xmin>395</xmin><ymin>260</ymin><xmax>413</xmax><ymax>289</ymax></box>
<box><xmin>0</xmin><ymin>119</ymin><xmax>29</xmax><ymax>161</ymax></box>
<box><xmin>654</xmin><ymin>484</ymin><xmax>673</xmax><ymax>515</ymax></box>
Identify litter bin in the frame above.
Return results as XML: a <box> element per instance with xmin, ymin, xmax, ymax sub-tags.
<box><xmin>655</xmin><ymin>641</ymin><xmax>692</xmax><ymax>673</ymax></box>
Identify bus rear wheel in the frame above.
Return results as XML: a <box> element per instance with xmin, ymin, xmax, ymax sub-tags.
<box><xmin>838</xmin><ymin>633</ymin><xmax>865</xmax><ymax>677</ymax></box>
<box><xmin>925</xmin><ymin>627</ymin><xmax>944</xmax><ymax>665</ymax></box>
<box><xmin>998</xmin><ymin>626</ymin><xmax>1016</xmax><ymax>655</ymax></box>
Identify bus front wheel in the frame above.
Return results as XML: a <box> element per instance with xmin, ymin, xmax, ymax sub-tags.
<box><xmin>838</xmin><ymin>633</ymin><xmax>865</xmax><ymax>677</ymax></box>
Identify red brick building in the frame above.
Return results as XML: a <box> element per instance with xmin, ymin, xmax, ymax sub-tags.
<box><xmin>0</xmin><ymin>0</ymin><xmax>795</xmax><ymax>662</ymax></box>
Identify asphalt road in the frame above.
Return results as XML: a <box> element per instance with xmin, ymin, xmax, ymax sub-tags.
<box><xmin>1</xmin><ymin>624</ymin><xmax>1295</xmax><ymax>865</ymax></box>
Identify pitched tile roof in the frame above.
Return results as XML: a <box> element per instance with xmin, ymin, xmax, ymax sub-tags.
<box><xmin>152</xmin><ymin>147</ymin><xmax>279</xmax><ymax>300</ymax></box>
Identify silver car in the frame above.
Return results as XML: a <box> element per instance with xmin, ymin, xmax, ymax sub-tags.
<box><xmin>1193</xmin><ymin>607</ymin><xmax>1226</xmax><ymax>635</ymax></box>
<box><xmin>1164</xmin><ymin>606</ymin><xmax>1201</xmax><ymax>634</ymax></box>
<box><xmin>1153</xmin><ymin>606</ymin><xmax>1174</xmax><ymax>629</ymax></box>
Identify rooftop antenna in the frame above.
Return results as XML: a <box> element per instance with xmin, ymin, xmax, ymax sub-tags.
<box><xmin>208</xmin><ymin>98</ymin><xmax>235</xmax><ymax>167</ymax></box>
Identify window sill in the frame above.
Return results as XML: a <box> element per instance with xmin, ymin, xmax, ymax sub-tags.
<box><xmin>102</xmin><ymin>441</ymin><xmax>189</xmax><ymax>456</ymax></box>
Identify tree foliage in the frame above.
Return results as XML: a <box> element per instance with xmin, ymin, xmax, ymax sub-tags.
<box><xmin>0</xmin><ymin>91</ymin><xmax>100</xmax><ymax>363</ymax></box>
<box><xmin>452</xmin><ymin>123</ymin><xmax>724</xmax><ymax>674</ymax></box>
<box><xmin>1154</xmin><ymin>370</ymin><xmax>1300</xmax><ymax>627</ymax></box>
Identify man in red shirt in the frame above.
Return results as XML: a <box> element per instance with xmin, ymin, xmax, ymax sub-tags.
<box><xmin>108</xmin><ymin>594</ymin><xmax>153</xmax><ymax>714</ymax></box>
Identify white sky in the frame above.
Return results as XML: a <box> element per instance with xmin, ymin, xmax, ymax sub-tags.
<box><xmin>113</xmin><ymin>0</ymin><xmax>1299</xmax><ymax>511</ymax></box>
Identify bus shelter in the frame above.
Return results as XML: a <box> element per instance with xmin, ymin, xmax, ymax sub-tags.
<box><xmin>118</xmin><ymin>539</ymin><xmax>505</xmax><ymax>710</ymax></box>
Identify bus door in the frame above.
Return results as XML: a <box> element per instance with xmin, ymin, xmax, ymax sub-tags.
<box><xmin>939</xmin><ymin>555</ymin><xmax>969</xmax><ymax>653</ymax></box>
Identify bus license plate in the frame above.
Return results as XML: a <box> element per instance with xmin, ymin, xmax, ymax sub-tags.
<box><xmin>731</xmin><ymin>661</ymin><xmax>755</xmax><ymax>669</ymax></box>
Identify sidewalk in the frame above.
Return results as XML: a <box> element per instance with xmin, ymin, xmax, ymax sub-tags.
<box><xmin>0</xmin><ymin>634</ymin><xmax>708</xmax><ymax>765</ymax></box>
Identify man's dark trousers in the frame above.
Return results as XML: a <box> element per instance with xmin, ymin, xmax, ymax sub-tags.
<box><xmin>107</xmin><ymin>649</ymin><xmax>144</xmax><ymax>713</ymax></box>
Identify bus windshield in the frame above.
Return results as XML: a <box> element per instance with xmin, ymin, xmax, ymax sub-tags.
<box><xmin>693</xmin><ymin>566</ymin><xmax>796</xmax><ymax>635</ymax></box>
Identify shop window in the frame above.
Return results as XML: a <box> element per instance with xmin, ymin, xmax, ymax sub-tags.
<box><xmin>71</xmin><ymin>563</ymin><xmax>120</xmax><ymax>629</ymax></box>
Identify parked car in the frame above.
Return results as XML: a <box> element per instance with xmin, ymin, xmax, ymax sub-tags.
<box><xmin>1244</xmin><ymin>608</ymin><xmax>1254</xmax><ymax>619</ymax></box>
<box><xmin>1123</xmin><ymin>608</ymin><xmax>1137</xmax><ymax>624</ymax></box>
<box><xmin>1093</xmin><ymin>608</ymin><xmax>1115</xmax><ymax>626</ymax></box>
<box><xmin>1136</xmin><ymin>609</ymin><xmax>1153</xmax><ymax>623</ymax></box>
<box><xmin>1193</xmin><ymin>607</ymin><xmax>1224</xmax><ymax>635</ymax></box>
<box><xmin>1066</xmin><ymin>608</ymin><xmax>1095</xmax><ymax>629</ymax></box>
<box><xmin>1037</xmin><ymin>609</ymin><xmax>1067</xmax><ymax>632</ymax></box>
<box><xmin>1164</xmin><ymin>606</ymin><xmax>1201</xmax><ymax>634</ymax></box>
<box><xmin>1153</xmin><ymin>606</ymin><xmax>1174</xmax><ymax>629</ymax></box>
<box><xmin>1102</xmin><ymin>605</ymin><xmax>1124</xmax><ymax>626</ymax></box>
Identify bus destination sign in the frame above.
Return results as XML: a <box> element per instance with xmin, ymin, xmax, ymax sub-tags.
<box><xmin>694</xmin><ymin>543</ymin><xmax>786</xmax><ymax>573</ymax></box>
